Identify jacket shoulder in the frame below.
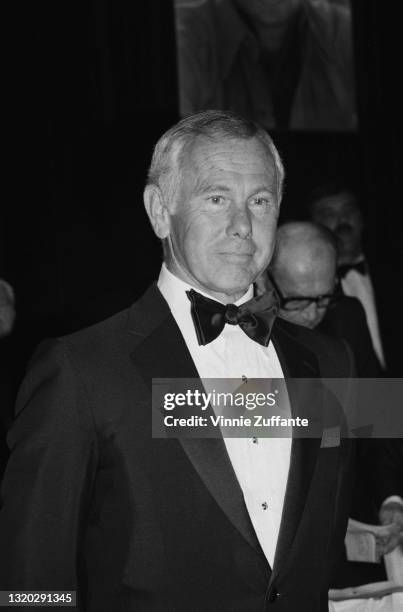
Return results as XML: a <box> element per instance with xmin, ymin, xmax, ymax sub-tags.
<box><xmin>61</xmin><ymin>307</ymin><xmax>131</xmax><ymax>348</ymax></box>
<box><xmin>58</xmin><ymin>283</ymin><xmax>164</xmax><ymax>351</ymax></box>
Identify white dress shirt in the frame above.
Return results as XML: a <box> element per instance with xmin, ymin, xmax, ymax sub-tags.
<box><xmin>158</xmin><ymin>264</ymin><xmax>291</xmax><ymax>567</ymax></box>
<box><xmin>341</xmin><ymin>259</ymin><xmax>385</xmax><ymax>369</ymax></box>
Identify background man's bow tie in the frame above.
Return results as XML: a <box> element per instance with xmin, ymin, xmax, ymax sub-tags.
<box><xmin>338</xmin><ymin>260</ymin><xmax>367</xmax><ymax>279</ymax></box>
<box><xmin>186</xmin><ymin>289</ymin><xmax>279</xmax><ymax>346</ymax></box>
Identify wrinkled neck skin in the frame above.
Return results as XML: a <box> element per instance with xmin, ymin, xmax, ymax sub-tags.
<box><xmin>164</xmin><ymin>237</ymin><xmax>250</xmax><ymax>305</ymax></box>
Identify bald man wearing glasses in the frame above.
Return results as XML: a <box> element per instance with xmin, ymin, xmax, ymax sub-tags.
<box><xmin>256</xmin><ymin>221</ymin><xmax>380</xmax><ymax>377</ymax></box>
<box><xmin>256</xmin><ymin>221</ymin><xmax>403</xmax><ymax>587</ymax></box>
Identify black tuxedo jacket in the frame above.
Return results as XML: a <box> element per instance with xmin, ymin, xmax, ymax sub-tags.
<box><xmin>312</xmin><ymin>295</ymin><xmax>402</xmax><ymax>587</ymax></box>
<box><xmin>315</xmin><ymin>294</ymin><xmax>402</xmax><ymax>512</ymax></box>
<box><xmin>319</xmin><ymin>295</ymin><xmax>382</xmax><ymax>378</ymax></box>
<box><xmin>338</xmin><ymin>255</ymin><xmax>401</xmax><ymax>376</ymax></box>
<box><xmin>0</xmin><ymin>284</ymin><xmax>354</xmax><ymax>611</ymax></box>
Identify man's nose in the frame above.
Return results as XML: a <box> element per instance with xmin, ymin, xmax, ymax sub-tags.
<box><xmin>227</xmin><ymin>207</ymin><xmax>252</xmax><ymax>239</ymax></box>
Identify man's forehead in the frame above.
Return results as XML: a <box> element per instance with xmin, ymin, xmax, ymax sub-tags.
<box><xmin>184</xmin><ymin>135</ymin><xmax>276</xmax><ymax>176</ymax></box>
<box><xmin>279</xmin><ymin>260</ymin><xmax>336</xmax><ymax>295</ymax></box>
<box><xmin>315</xmin><ymin>193</ymin><xmax>357</xmax><ymax>214</ymax></box>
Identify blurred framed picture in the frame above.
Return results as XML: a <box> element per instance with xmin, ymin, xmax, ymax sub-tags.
<box><xmin>174</xmin><ymin>0</ymin><xmax>357</xmax><ymax>131</ymax></box>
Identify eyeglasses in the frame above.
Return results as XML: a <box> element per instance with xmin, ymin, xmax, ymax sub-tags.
<box><xmin>267</xmin><ymin>273</ymin><xmax>335</xmax><ymax>312</ymax></box>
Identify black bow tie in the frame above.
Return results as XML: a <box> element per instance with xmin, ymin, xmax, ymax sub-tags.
<box><xmin>186</xmin><ymin>289</ymin><xmax>279</xmax><ymax>347</ymax></box>
<box><xmin>338</xmin><ymin>260</ymin><xmax>367</xmax><ymax>279</ymax></box>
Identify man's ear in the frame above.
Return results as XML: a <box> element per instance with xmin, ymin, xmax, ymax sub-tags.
<box><xmin>143</xmin><ymin>184</ymin><xmax>171</xmax><ymax>239</ymax></box>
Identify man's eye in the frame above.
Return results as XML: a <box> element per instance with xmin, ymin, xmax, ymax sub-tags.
<box><xmin>209</xmin><ymin>196</ymin><xmax>225</xmax><ymax>204</ymax></box>
<box><xmin>251</xmin><ymin>197</ymin><xmax>268</xmax><ymax>206</ymax></box>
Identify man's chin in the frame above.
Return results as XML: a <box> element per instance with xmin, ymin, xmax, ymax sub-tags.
<box><xmin>337</xmin><ymin>238</ymin><xmax>359</xmax><ymax>258</ymax></box>
<box><xmin>209</xmin><ymin>272</ymin><xmax>253</xmax><ymax>298</ymax></box>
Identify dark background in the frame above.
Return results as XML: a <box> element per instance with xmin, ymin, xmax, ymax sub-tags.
<box><xmin>1</xmin><ymin>0</ymin><xmax>402</xmax><ymax>446</ymax></box>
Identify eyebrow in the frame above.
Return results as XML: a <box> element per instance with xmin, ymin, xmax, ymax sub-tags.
<box><xmin>195</xmin><ymin>182</ymin><xmax>231</xmax><ymax>195</ymax></box>
<box><xmin>251</xmin><ymin>185</ymin><xmax>276</xmax><ymax>196</ymax></box>
<box><xmin>195</xmin><ymin>182</ymin><xmax>276</xmax><ymax>196</ymax></box>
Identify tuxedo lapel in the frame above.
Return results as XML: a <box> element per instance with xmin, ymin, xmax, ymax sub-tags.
<box><xmin>127</xmin><ymin>283</ymin><xmax>199</xmax><ymax>380</ymax></box>
<box><xmin>269</xmin><ymin>319</ymin><xmax>323</xmax><ymax>581</ymax></box>
<box><xmin>178</xmin><ymin>439</ymin><xmax>264</xmax><ymax>556</ymax></box>
<box><xmin>128</xmin><ymin>284</ymin><xmax>265</xmax><ymax>559</ymax></box>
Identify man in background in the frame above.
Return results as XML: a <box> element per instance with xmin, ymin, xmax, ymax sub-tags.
<box><xmin>0</xmin><ymin>279</ymin><xmax>15</xmax><ymax>339</ymax></box>
<box><xmin>0</xmin><ymin>278</ymin><xmax>16</xmax><ymax>479</ymax></box>
<box><xmin>257</xmin><ymin>220</ymin><xmax>403</xmax><ymax>586</ymax></box>
<box><xmin>256</xmin><ymin>220</ymin><xmax>380</xmax><ymax>377</ymax></box>
<box><xmin>309</xmin><ymin>186</ymin><xmax>386</xmax><ymax>372</ymax></box>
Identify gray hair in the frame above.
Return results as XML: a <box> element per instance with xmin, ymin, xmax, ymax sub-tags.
<box><xmin>147</xmin><ymin>110</ymin><xmax>285</xmax><ymax>207</ymax></box>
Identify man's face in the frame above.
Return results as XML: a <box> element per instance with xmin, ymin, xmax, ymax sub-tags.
<box><xmin>312</xmin><ymin>193</ymin><xmax>363</xmax><ymax>262</ymax></box>
<box><xmin>166</xmin><ymin>136</ymin><xmax>280</xmax><ymax>302</ymax></box>
<box><xmin>273</xmin><ymin>256</ymin><xmax>336</xmax><ymax>329</ymax></box>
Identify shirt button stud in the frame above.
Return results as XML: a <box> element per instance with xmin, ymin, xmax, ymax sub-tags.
<box><xmin>262</xmin><ymin>501</ymin><xmax>268</xmax><ymax>510</ymax></box>
<box><xmin>267</xmin><ymin>587</ymin><xmax>280</xmax><ymax>603</ymax></box>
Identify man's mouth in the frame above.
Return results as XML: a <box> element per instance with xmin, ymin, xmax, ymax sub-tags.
<box><xmin>219</xmin><ymin>252</ymin><xmax>254</xmax><ymax>261</ymax></box>
<box><xmin>335</xmin><ymin>223</ymin><xmax>354</xmax><ymax>237</ymax></box>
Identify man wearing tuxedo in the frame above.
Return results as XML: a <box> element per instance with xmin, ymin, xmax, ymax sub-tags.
<box><xmin>259</xmin><ymin>220</ymin><xmax>403</xmax><ymax>586</ymax></box>
<box><xmin>309</xmin><ymin>187</ymin><xmax>386</xmax><ymax>372</ymax></box>
<box><xmin>1</xmin><ymin>111</ymin><xmax>354</xmax><ymax>611</ymax></box>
